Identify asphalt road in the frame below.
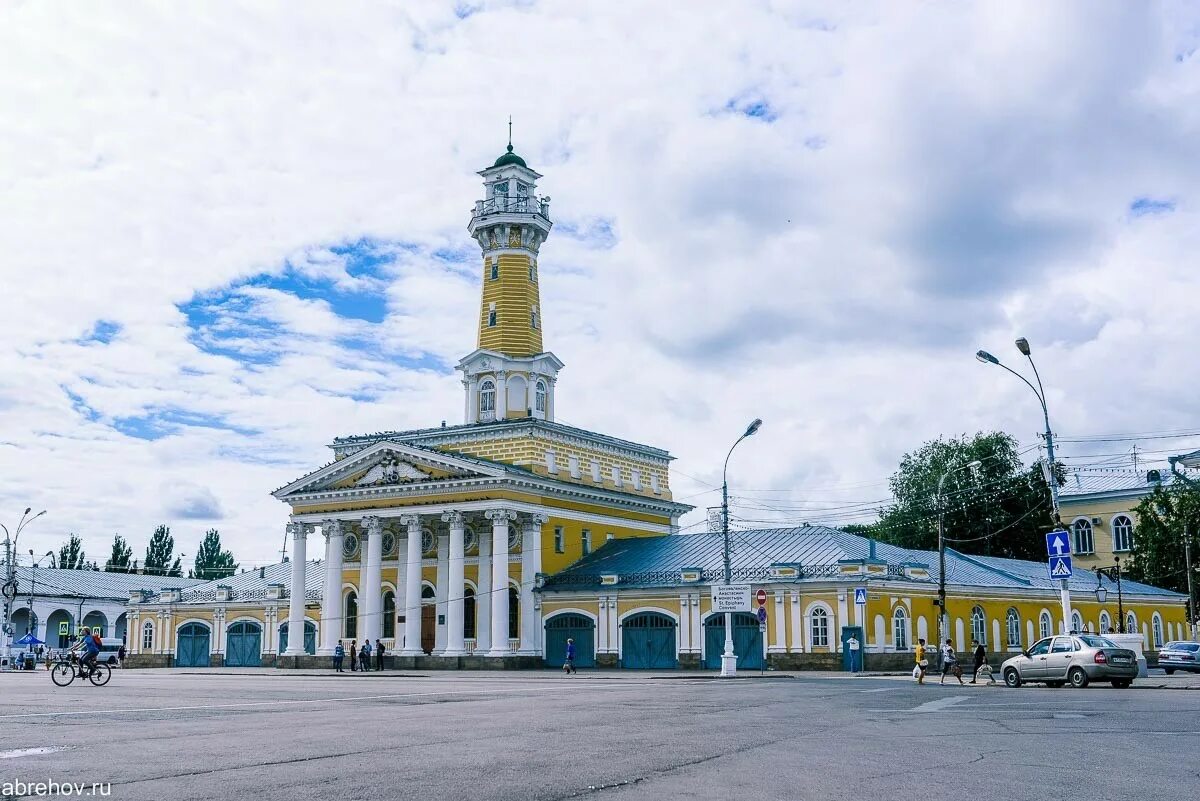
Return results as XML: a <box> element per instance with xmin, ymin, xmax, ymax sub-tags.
<box><xmin>1</xmin><ymin>669</ymin><xmax>1198</xmax><ymax>801</ymax></box>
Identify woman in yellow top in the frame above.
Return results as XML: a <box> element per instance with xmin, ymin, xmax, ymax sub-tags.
<box><xmin>914</xmin><ymin>638</ymin><xmax>928</xmax><ymax>684</ymax></box>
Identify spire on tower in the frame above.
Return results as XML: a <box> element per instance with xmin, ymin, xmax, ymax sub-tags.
<box><xmin>508</xmin><ymin>115</ymin><xmax>513</xmax><ymax>153</ymax></box>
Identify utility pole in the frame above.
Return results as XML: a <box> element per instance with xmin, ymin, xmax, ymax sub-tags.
<box><xmin>720</xmin><ymin>419</ymin><xmax>762</xmax><ymax>678</ymax></box>
<box><xmin>2</xmin><ymin>509</ymin><xmax>47</xmax><ymax>666</ymax></box>
<box><xmin>1185</xmin><ymin>524</ymin><xmax>1196</xmax><ymax>640</ymax></box>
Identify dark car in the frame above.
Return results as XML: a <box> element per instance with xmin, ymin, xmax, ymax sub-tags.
<box><xmin>1157</xmin><ymin>641</ymin><xmax>1200</xmax><ymax>674</ymax></box>
<box><xmin>1002</xmin><ymin>634</ymin><xmax>1137</xmax><ymax>688</ymax></box>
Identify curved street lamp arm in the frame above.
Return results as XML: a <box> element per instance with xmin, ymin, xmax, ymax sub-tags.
<box><xmin>994</xmin><ymin>360</ymin><xmax>1047</xmax><ymax>417</ymax></box>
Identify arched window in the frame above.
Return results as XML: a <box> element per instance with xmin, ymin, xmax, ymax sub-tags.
<box><xmin>535</xmin><ymin>381</ymin><xmax>546</xmax><ymax>413</ymax></box>
<box><xmin>382</xmin><ymin>591</ymin><xmax>396</xmax><ymax>639</ymax></box>
<box><xmin>1039</xmin><ymin>611</ymin><xmax>1052</xmax><ymax>639</ymax></box>
<box><xmin>508</xmin><ymin>587</ymin><xmax>520</xmax><ymax>642</ymax></box>
<box><xmin>479</xmin><ymin>380</ymin><xmax>496</xmax><ymax>418</ymax></box>
<box><xmin>142</xmin><ymin>621</ymin><xmax>154</xmax><ymax>651</ymax></box>
<box><xmin>1099</xmin><ymin>610</ymin><xmax>1112</xmax><ymax>633</ymax></box>
<box><xmin>1125</xmin><ymin>611</ymin><xmax>1137</xmax><ymax>634</ymax></box>
<box><xmin>344</xmin><ymin>591</ymin><xmax>358</xmax><ymax>639</ymax></box>
<box><xmin>464</xmin><ymin>588</ymin><xmax>476</xmax><ymax>640</ymax></box>
<box><xmin>809</xmin><ymin>607</ymin><xmax>829</xmax><ymax>648</ymax></box>
<box><xmin>1113</xmin><ymin>515</ymin><xmax>1134</xmax><ymax>553</ymax></box>
<box><xmin>1006</xmin><ymin>608</ymin><xmax>1021</xmax><ymax>648</ymax></box>
<box><xmin>971</xmin><ymin>606</ymin><xmax>987</xmax><ymax>645</ymax></box>
<box><xmin>1152</xmin><ymin>613</ymin><xmax>1164</xmax><ymax>648</ymax></box>
<box><xmin>892</xmin><ymin>607</ymin><xmax>909</xmax><ymax>651</ymax></box>
<box><xmin>1071</xmin><ymin>611</ymin><xmax>1083</xmax><ymax>634</ymax></box>
<box><xmin>1072</xmin><ymin>519</ymin><xmax>1094</xmax><ymax>554</ymax></box>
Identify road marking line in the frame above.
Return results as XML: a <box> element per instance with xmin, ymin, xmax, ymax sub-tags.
<box><xmin>0</xmin><ymin>682</ymin><xmax>662</xmax><ymax>721</ymax></box>
<box><xmin>911</xmin><ymin>695</ymin><xmax>970</xmax><ymax>713</ymax></box>
<box><xmin>0</xmin><ymin>746</ymin><xmax>72</xmax><ymax>759</ymax></box>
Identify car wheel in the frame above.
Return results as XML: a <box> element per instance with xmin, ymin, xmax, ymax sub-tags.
<box><xmin>1164</xmin><ymin>668</ymin><xmax>1175</xmax><ymax>675</ymax></box>
<box><xmin>1004</xmin><ymin>668</ymin><xmax>1021</xmax><ymax>688</ymax></box>
<box><xmin>1111</xmin><ymin>680</ymin><xmax>1131</xmax><ymax>688</ymax></box>
<box><xmin>1068</xmin><ymin>667</ymin><xmax>1089</xmax><ymax>688</ymax></box>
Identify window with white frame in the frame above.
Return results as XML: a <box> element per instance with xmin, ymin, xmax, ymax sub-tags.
<box><xmin>1153</xmin><ymin>613</ymin><xmax>1164</xmax><ymax>647</ymax></box>
<box><xmin>893</xmin><ymin>607</ymin><xmax>909</xmax><ymax>651</ymax></box>
<box><xmin>487</xmin><ymin>302</ymin><xmax>497</xmax><ymax>327</ymax></box>
<box><xmin>810</xmin><ymin>607</ymin><xmax>829</xmax><ymax>648</ymax></box>
<box><xmin>529</xmin><ymin>262</ymin><xmax>536</xmax><ymax>282</ymax></box>
<box><xmin>530</xmin><ymin>304</ymin><xmax>539</xmax><ymax>330</ymax></box>
<box><xmin>1126</xmin><ymin>612</ymin><xmax>1137</xmax><ymax>634</ymax></box>
<box><xmin>1071</xmin><ymin>611</ymin><xmax>1083</xmax><ymax>634</ymax></box>
<box><xmin>142</xmin><ymin>621</ymin><xmax>154</xmax><ymax>650</ymax></box>
<box><xmin>479</xmin><ymin>380</ymin><xmax>496</xmax><ymax>417</ymax></box>
<box><xmin>971</xmin><ymin>606</ymin><xmax>987</xmax><ymax>645</ymax></box>
<box><xmin>490</xmin><ymin>260</ymin><xmax>498</xmax><ymax>281</ymax></box>
<box><xmin>1006</xmin><ymin>608</ymin><xmax>1021</xmax><ymax>648</ymax></box>
<box><xmin>581</xmin><ymin>529</ymin><xmax>591</xmax><ymax>556</ymax></box>
<box><xmin>554</xmin><ymin>526</ymin><xmax>564</xmax><ymax>554</ymax></box>
<box><xmin>535</xmin><ymin>381</ymin><xmax>546</xmax><ymax>413</ymax></box>
<box><xmin>1099</xmin><ymin>610</ymin><xmax>1112</xmax><ymax>633</ymax></box>
<box><xmin>1112</xmin><ymin>515</ymin><xmax>1134</xmax><ymax>552</ymax></box>
<box><xmin>1039</xmin><ymin>611</ymin><xmax>1052</xmax><ymax>639</ymax></box>
<box><xmin>1073</xmin><ymin>519</ymin><xmax>1094</xmax><ymax>554</ymax></box>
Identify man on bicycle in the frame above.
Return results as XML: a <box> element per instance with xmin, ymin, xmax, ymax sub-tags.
<box><xmin>72</xmin><ymin>627</ymin><xmax>102</xmax><ymax>677</ymax></box>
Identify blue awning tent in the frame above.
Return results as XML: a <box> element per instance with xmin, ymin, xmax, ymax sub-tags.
<box><xmin>15</xmin><ymin>633</ymin><xmax>44</xmax><ymax>646</ymax></box>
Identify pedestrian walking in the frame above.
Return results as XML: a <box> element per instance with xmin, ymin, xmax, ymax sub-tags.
<box><xmin>563</xmin><ymin>638</ymin><xmax>577</xmax><ymax>674</ymax></box>
<box><xmin>914</xmin><ymin>638</ymin><xmax>928</xmax><ymax>684</ymax></box>
<box><xmin>349</xmin><ymin>642</ymin><xmax>358</xmax><ymax>672</ymax></box>
<box><xmin>375</xmin><ymin>639</ymin><xmax>385</xmax><ymax>671</ymax></box>
<box><xmin>970</xmin><ymin>639</ymin><xmax>984</xmax><ymax>684</ymax></box>
<box><xmin>333</xmin><ymin>640</ymin><xmax>345</xmax><ymax>672</ymax></box>
<box><xmin>117</xmin><ymin>644</ymin><xmax>126</xmax><ymax>667</ymax></box>
<box><xmin>940</xmin><ymin>639</ymin><xmax>963</xmax><ymax>685</ymax></box>
<box><xmin>360</xmin><ymin>639</ymin><xmax>372</xmax><ymax>671</ymax></box>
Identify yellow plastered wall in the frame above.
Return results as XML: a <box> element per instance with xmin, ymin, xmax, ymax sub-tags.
<box><xmin>478</xmin><ymin>253</ymin><xmax>542</xmax><ymax>356</ymax></box>
<box><xmin>1059</xmin><ymin>497</ymin><xmax>1140</xmax><ymax>567</ymax></box>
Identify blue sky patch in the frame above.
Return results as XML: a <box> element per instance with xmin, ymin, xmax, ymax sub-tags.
<box><xmin>113</xmin><ymin>409</ymin><xmax>257</xmax><ymax>441</ymax></box>
<box><xmin>63</xmin><ymin>387</ymin><xmax>101</xmax><ymax>422</ymax></box>
<box><xmin>1129</xmin><ymin>197</ymin><xmax>1175</xmax><ymax>216</ymax></box>
<box><xmin>78</xmin><ymin>320</ymin><xmax>121</xmax><ymax>345</ymax></box>
<box><xmin>555</xmin><ymin>217</ymin><xmax>617</xmax><ymax>249</ymax></box>
<box><xmin>723</xmin><ymin>96</ymin><xmax>779</xmax><ymax>123</ymax></box>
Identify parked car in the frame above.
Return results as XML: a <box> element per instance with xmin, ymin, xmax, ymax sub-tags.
<box><xmin>1158</xmin><ymin>641</ymin><xmax>1200</xmax><ymax>674</ymax></box>
<box><xmin>1002</xmin><ymin>634</ymin><xmax>1137</xmax><ymax>688</ymax></box>
<box><xmin>98</xmin><ymin>637</ymin><xmax>124</xmax><ymax>665</ymax></box>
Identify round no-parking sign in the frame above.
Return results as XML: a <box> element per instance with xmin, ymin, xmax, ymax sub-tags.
<box><xmin>755</xmin><ymin>589</ymin><xmax>767</xmax><ymax>606</ymax></box>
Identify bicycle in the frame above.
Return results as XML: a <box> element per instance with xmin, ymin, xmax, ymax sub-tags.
<box><xmin>50</xmin><ymin>654</ymin><xmax>111</xmax><ymax>687</ymax></box>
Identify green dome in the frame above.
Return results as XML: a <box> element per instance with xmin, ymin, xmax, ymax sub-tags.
<box><xmin>492</xmin><ymin>143</ymin><xmax>527</xmax><ymax>169</ymax></box>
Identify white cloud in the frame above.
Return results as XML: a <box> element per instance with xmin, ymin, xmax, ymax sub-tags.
<box><xmin>1</xmin><ymin>1</ymin><xmax>1198</xmax><ymax>569</ymax></box>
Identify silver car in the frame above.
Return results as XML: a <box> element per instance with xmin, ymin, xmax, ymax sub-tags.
<box><xmin>1002</xmin><ymin>634</ymin><xmax>1137</xmax><ymax>688</ymax></box>
<box><xmin>1158</xmin><ymin>641</ymin><xmax>1200</xmax><ymax>674</ymax></box>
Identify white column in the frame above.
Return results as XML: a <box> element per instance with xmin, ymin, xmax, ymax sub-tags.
<box><xmin>442</xmin><ymin>511</ymin><xmax>467</xmax><ymax>656</ymax></box>
<box><xmin>597</xmin><ymin>595</ymin><xmax>609</xmax><ymax>653</ymax></box>
<box><xmin>361</xmin><ymin>516</ymin><xmax>383</xmax><ymax>643</ymax></box>
<box><xmin>526</xmin><ymin>372</ymin><xmax>537</xmax><ymax>415</ymax></box>
<box><xmin>771</xmin><ymin>592</ymin><xmax>786</xmax><ymax>653</ymax></box>
<box><xmin>486</xmin><ymin>508</ymin><xmax>515</xmax><ymax>656</ymax></box>
<box><xmin>467</xmin><ymin>376</ymin><xmax>480</xmax><ymax>424</ymax></box>
<box><xmin>434</xmin><ymin>531</ymin><xmax>449</xmax><ymax>653</ymax></box>
<box><xmin>518</xmin><ymin>514</ymin><xmax>547</xmax><ymax>654</ymax></box>
<box><xmin>678</xmin><ymin>594</ymin><xmax>691</xmax><ymax>653</ymax></box>
<box><xmin>789</xmin><ymin>592</ymin><xmax>802</xmax><ymax>653</ymax></box>
<box><xmin>495</xmin><ymin>370</ymin><xmax>508</xmax><ymax>419</ymax></box>
<box><xmin>476</xmin><ymin>528</ymin><xmax>492</xmax><ymax>654</ymax></box>
<box><xmin>284</xmin><ymin>523</ymin><xmax>308</xmax><ymax>656</ymax></box>
<box><xmin>399</xmin><ymin>515</ymin><xmax>423</xmax><ymax>656</ymax></box>
<box><xmin>318</xmin><ymin>519</ymin><xmax>344</xmax><ymax>654</ymax></box>
<box><xmin>463</xmin><ymin>379</ymin><xmax>471</xmax><ymax>424</ymax></box>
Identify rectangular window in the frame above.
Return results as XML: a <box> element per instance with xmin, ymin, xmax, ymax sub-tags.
<box><xmin>529</xmin><ymin>263</ymin><xmax>536</xmax><ymax>282</ymax></box>
<box><xmin>582</xmin><ymin>529</ymin><xmax>591</xmax><ymax>556</ymax></box>
<box><xmin>487</xmin><ymin>302</ymin><xmax>497</xmax><ymax>328</ymax></box>
<box><xmin>591</xmin><ymin>460</ymin><xmax>601</xmax><ymax>482</ymax></box>
<box><xmin>554</xmin><ymin>527</ymin><xmax>564</xmax><ymax>554</ymax></box>
<box><xmin>490</xmin><ymin>261</ymin><xmax>499</xmax><ymax>280</ymax></box>
<box><xmin>611</xmin><ymin>466</ymin><xmax>622</xmax><ymax>487</ymax></box>
<box><xmin>531</xmin><ymin>305</ymin><xmax>539</xmax><ymax>329</ymax></box>
<box><xmin>650</xmin><ymin>475</ymin><xmax>660</xmax><ymax>495</ymax></box>
<box><xmin>630</xmin><ymin>469</ymin><xmax>641</xmax><ymax>491</ymax></box>
<box><xmin>568</xmin><ymin>455</ymin><xmax>580</xmax><ymax>479</ymax></box>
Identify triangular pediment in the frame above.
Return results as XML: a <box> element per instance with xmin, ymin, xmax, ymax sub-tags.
<box><xmin>273</xmin><ymin>440</ymin><xmax>506</xmax><ymax>500</ymax></box>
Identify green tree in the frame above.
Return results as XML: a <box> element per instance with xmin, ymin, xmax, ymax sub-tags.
<box><xmin>144</xmin><ymin>525</ymin><xmax>183</xmax><ymax>577</ymax></box>
<box><xmin>866</xmin><ymin>432</ymin><xmax>1058</xmax><ymax>561</ymax></box>
<box><xmin>104</xmin><ymin>534</ymin><xmax>133</xmax><ymax>573</ymax></box>
<box><xmin>57</xmin><ymin>534</ymin><xmax>87</xmax><ymax>570</ymax></box>
<box><xmin>1129</xmin><ymin>483</ymin><xmax>1200</xmax><ymax>599</ymax></box>
<box><xmin>191</xmin><ymin>529</ymin><xmax>238</xmax><ymax>580</ymax></box>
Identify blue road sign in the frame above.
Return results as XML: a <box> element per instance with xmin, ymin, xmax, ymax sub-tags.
<box><xmin>757</xmin><ymin>606</ymin><xmax>767</xmax><ymax>624</ymax></box>
<box><xmin>854</xmin><ymin>587</ymin><xmax>868</xmax><ymax>605</ymax></box>
<box><xmin>1048</xmin><ymin>555</ymin><xmax>1073</xmax><ymax>580</ymax></box>
<box><xmin>1046</xmin><ymin>530</ymin><xmax>1071</xmax><ymax>558</ymax></box>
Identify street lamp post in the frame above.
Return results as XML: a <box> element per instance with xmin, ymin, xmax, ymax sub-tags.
<box><xmin>1095</xmin><ymin>557</ymin><xmax>1125</xmax><ymax>633</ymax></box>
<box><xmin>27</xmin><ymin>550</ymin><xmax>53</xmax><ymax>643</ymax></box>
<box><xmin>937</xmin><ymin>460</ymin><xmax>981</xmax><ymax>646</ymax></box>
<box><xmin>720</xmin><ymin>418</ymin><xmax>762</xmax><ymax>678</ymax></box>
<box><xmin>976</xmin><ymin>338</ymin><xmax>1072</xmax><ymax>634</ymax></box>
<box><xmin>2</xmin><ymin>508</ymin><xmax>47</xmax><ymax>665</ymax></box>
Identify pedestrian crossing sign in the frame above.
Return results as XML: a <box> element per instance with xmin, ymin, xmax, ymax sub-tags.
<box><xmin>1048</xmin><ymin>555</ymin><xmax>1073</xmax><ymax>579</ymax></box>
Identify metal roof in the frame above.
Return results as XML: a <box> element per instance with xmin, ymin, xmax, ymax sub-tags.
<box><xmin>1059</xmin><ymin>469</ymin><xmax>1191</xmax><ymax>499</ymax></box>
<box><xmin>145</xmin><ymin>561</ymin><xmax>325</xmax><ymax>605</ymax></box>
<box><xmin>541</xmin><ymin>527</ymin><xmax>1184</xmax><ymax>598</ymax></box>
<box><xmin>6</xmin><ymin>566</ymin><xmax>206</xmax><ymax>601</ymax></box>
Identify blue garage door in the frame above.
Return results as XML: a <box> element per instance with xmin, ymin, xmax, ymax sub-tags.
<box><xmin>176</xmin><ymin>623</ymin><xmax>211</xmax><ymax>667</ymax></box>
<box><xmin>278</xmin><ymin>621</ymin><xmax>316</xmax><ymax>655</ymax></box>
<box><xmin>703</xmin><ymin>613</ymin><xmax>764</xmax><ymax>670</ymax></box>
<box><xmin>545</xmin><ymin>614</ymin><xmax>595</xmax><ymax>668</ymax></box>
<box><xmin>225</xmin><ymin>621</ymin><xmax>262</xmax><ymax>667</ymax></box>
<box><xmin>621</xmin><ymin>613</ymin><xmax>677</xmax><ymax>670</ymax></box>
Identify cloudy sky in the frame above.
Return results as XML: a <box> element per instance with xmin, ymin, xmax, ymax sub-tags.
<box><xmin>3</xmin><ymin>1</ymin><xmax>1199</xmax><ymax>571</ymax></box>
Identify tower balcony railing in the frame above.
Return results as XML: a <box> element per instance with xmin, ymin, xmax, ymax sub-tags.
<box><xmin>472</xmin><ymin>196</ymin><xmax>551</xmax><ymax>221</ymax></box>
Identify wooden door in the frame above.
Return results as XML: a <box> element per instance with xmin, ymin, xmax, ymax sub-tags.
<box><xmin>421</xmin><ymin>606</ymin><xmax>435</xmax><ymax>654</ymax></box>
